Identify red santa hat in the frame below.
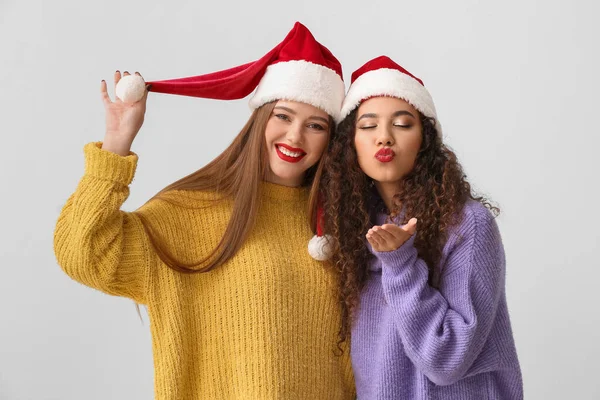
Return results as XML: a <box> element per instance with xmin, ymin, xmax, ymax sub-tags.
<box><xmin>115</xmin><ymin>22</ymin><xmax>345</xmax><ymax>121</ymax></box>
<box><xmin>114</xmin><ymin>22</ymin><xmax>343</xmax><ymax>261</ymax></box>
<box><xmin>339</xmin><ymin>56</ymin><xmax>440</xmax><ymax>134</ymax></box>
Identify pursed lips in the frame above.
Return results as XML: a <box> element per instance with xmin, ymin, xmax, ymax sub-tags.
<box><xmin>374</xmin><ymin>148</ymin><xmax>395</xmax><ymax>163</ymax></box>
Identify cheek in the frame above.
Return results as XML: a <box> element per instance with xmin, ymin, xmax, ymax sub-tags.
<box><xmin>307</xmin><ymin>134</ymin><xmax>329</xmax><ymax>158</ymax></box>
<box><xmin>405</xmin><ymin>134</ymin><xmax>422</xmax><ymax>162</ymax></box>
<box><xmin>264</xmin><ymin>120</ymin><xmax>283</xmax><ymax>145</ymax></box>
<box><xmin>354</xmin><ymin>135</ymin><xmax>371</xmax><ymax>161</ymax></box>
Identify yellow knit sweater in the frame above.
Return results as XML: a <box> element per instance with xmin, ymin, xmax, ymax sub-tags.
<box><xmin>54</xmin><ymin>143</ymin><xmax>355</xmax><ymax>399</ymax></box>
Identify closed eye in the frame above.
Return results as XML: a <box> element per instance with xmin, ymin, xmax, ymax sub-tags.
<box><xmin>358</xmin><ymin>125</ymin><xmax>377</xmax><ymax>130</ymax></box>
<box><xmin>393</xmin><ymin>124</ymin><xmax>411</xmax><ymax>128</ymax></box>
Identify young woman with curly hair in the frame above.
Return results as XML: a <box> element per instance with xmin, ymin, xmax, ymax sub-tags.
<box><xmin>319</xmin><ymin>56</ymin><xmax>523</xmax><ymax>399</ymax></box>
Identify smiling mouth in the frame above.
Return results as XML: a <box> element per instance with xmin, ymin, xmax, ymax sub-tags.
<box><xmin>375</xmin><ymin>148</ymin><xmax>395</xmax><ymax>163</ymax></box>
<box><xmin>276</xmin><ymin>144</ymin><xmax>306</xmax><ymax>163</ymax></box>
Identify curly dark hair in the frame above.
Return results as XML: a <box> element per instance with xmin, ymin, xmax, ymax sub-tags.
<box><xmin>321</xmin><ymin>108</ymin><xmax>499</xmax><ymax>348</ymax></box>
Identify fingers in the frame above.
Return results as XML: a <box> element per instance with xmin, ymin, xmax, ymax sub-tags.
<box><xmin>380</xmin><ymin>224</ymin><xmax>404</xmax><ymax>240</ymax></box>
<box><xmin>373</xmin><ymin>226</ymin><xmax>396</xmax><ymax>243</ymax></box>
<box><xmin>135</xmin><ymin>71</ymin><xmax>151</xmax><ymax>102</ymax></box>
<box><xmin>100</xmin><ymin>80</ymin><xmax>111</xmax><ymax>105</ymax></box>
<box><xmin>366</xmin><ymin>234</ymin><xmax>382</xmax><ymax>251</ymax></box>
<box><xmin>141</xmin><ymin>82</ymin><xmax>151</xmax><ymax>103</ymax></box>
<box><xmin>113</xmin><ymin>70</ymin><xmax>123</xmax><ymax>103</ymax></box>
<box><xmin>366</xmin><ymin>228</ymin><xmax>384</xmax><ymax>248</ymax></box>
<box><xmin>402</xmin><ymin>218</ymin><xmax>418</xmax><ymax>235</ymax></box>
<box><xmin>114</xmin><ymin>70</ymin><xmax>130</xmax><ymax>89</ymax></box>
<box><xmin>365</xmin><ymin>234</ymin><xmax>377</xmax><ymax>249</ymax></box>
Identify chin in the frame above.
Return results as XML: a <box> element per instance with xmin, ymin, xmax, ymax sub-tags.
<box><xmin>368</xmin><ymin>173</ymin><xmax>404</xmax><ymax>185</ymax></box>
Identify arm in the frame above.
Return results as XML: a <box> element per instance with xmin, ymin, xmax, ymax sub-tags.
<box><xmin>54</xmin><ymin>142</ymin><xmax>155</xmax><ymax>304</ymax></box>
<box><xmin>374</xmin><ymin>208</ymin><xmax>504</xmax><ymax>385</ymax></box>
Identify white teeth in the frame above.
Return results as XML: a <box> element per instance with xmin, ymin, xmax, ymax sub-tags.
<box><xmin>278</xmin><ymin>146</ymin><xmax>303</xmax><ymax>158</ymax></box>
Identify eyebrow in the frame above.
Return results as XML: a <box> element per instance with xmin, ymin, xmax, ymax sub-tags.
<box><xmin>274</xmin><ymin>106</ymin><xmax>329</xmax><ymax>124</ymax></box>
<box><xmin>357</xmin><ymin>110</ymin><xmax>416</xmax><ymax>121</ymax></box>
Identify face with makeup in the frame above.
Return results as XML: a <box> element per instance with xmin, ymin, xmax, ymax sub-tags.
<box><xmin>264</xmin><ymin>100</ymin><xmax>331</xmax><ymax>187</ymax></box>
<box><xmin>354</xmin><ymin>96</ymin><xmax>423</xmax><ymax>189</ymax></box>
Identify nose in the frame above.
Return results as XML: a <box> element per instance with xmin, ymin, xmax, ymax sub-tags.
<box><xmin>286</xmin><ymin>122</ymin><xmax>303</xmax><ymax>145</ymax></box>
<box><xmin>376</xmin><ymin>126</ymin><xmax>394</xmax><ymax>146</ymax></box>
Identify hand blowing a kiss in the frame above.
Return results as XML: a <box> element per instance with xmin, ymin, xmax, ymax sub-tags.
<box><xmin>366</xmin><ymin>218</ymin><xmax>418</xmax><ymax>252</ymax></box>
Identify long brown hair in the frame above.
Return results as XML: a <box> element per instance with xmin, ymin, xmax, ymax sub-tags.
<box><xmin>138</xmin><ymin>101</ymin><xmax>332</xmax><ymax>274</ymax></box>
<box><xmin>322</xmin><ymin>108</ymin><xmax>499</xmax><ymax>346</ymax></box>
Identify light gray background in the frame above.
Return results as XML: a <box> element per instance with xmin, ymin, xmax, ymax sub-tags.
<box><xmin>1</xmin><ymin>0</ymin><xmax>598</xmax><ymax>399</ymax></box>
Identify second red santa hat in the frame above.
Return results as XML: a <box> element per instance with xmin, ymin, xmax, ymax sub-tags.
<box><xmin>340</xmin><ymin>55</ymin><xmax>440</xmax><ymax>134</ymax></box>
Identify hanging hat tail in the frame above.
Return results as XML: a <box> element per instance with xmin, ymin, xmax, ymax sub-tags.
<box><xmin>116</xmin><ymin>46</ymin><xmax>280</xmax><ymax>103</ymax></box>
<box><xmin>115</xmin><ymin>22</ymin><xmax>344</xmax><ymax>121</ymax></box>
<box><xmin>308</xmin><ymin>203</ymin><xmax>333</xmax><ymax>261</ymax></box>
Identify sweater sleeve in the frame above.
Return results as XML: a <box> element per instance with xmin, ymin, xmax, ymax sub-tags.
<box><xmin>374</xmin><ymin>206</ymin><xmax>504</xmax><ymax>386</ymax></box>
<box><xmin>53</xmin><ymin>142</ymin><xmax>156</xmax><ymax>304</ymax></box>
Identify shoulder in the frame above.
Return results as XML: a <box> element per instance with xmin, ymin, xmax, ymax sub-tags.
<box><xmin>135</xmin><ymin>189</ymin><xmax>233</xmax><ymax>225</ymax></box>
<box><xmin>145</xmin><ymin>189</ymin><xmax>230</xmax><ymax>208</ymax></box>
<box><xmin>442</xmin><ymin>200</ymin><xmax>503</xmax><ymax>268</ymax></box>
<box><xmin>452</xmin><ymin>199</ymin><xmax>498</xmax><ymax>236</ymax></box>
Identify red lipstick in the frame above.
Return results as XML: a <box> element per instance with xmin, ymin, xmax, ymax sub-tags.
<box><xmin>375</xmin><ymin>148</ymin><xmax>395</xmax><ymax>163</ymax></box>
<box><xmin>275</xmin><ymin>143</ymin><xmax>307</xmax><ymax>163</ymax></box>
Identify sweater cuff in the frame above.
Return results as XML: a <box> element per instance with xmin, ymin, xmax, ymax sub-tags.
<box><xmin>83</xmin><ymin>142</ymin><xmax>138</xmax><ymax>186</ymax></box>
<box><xmin>373</xmin><ymin>234</ymin><xmax>418</xmax><ymax>268</ymax></box>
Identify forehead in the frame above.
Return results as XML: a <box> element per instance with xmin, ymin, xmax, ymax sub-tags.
<box><xmin>357</xmin><ymin>96</ymin><xmax>417</xmax><ymax>115</ymax></box>
<box><xmin>275</xmin><ymin>100</ymin><xmax>329</xmax><ymax>119</ymax></box>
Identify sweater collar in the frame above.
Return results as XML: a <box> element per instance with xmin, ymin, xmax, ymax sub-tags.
<box><xmin>261</xmin><ymin>181</ymin><xmax>308</xmax><ymax>202</ymax></box>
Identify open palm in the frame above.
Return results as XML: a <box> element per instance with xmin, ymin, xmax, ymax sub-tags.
<box><xmin>366</xmin><ymin>218</ymin><xmax>418</xmax><ymax>252</ymax></box>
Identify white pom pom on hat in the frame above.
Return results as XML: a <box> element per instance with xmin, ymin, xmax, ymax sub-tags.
<box><xmin>115</xmin><ymin>74</ymin><xmax>146</xmax><ymax>104</ymax></box>
<box><xmin>308</xmin><ymin>233</ymin><xmax>333</xmax><ymax>261</ymax></box>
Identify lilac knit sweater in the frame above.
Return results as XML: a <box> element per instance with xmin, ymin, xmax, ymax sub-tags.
<box><xmin>352</xmin><ymin>200</ymin><xmax>523</xmax><ymax>399</ymax></box>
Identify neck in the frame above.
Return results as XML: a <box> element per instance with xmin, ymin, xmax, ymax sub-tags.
<box><xmin>374</xmin><ymin>181</ymin><xmax>402</xmax><ymax>212</ymax></box>
<box><xmin>264</xmin><ymin>170</ymin><xmax>304</xmax><ymax>187</ymax></box>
